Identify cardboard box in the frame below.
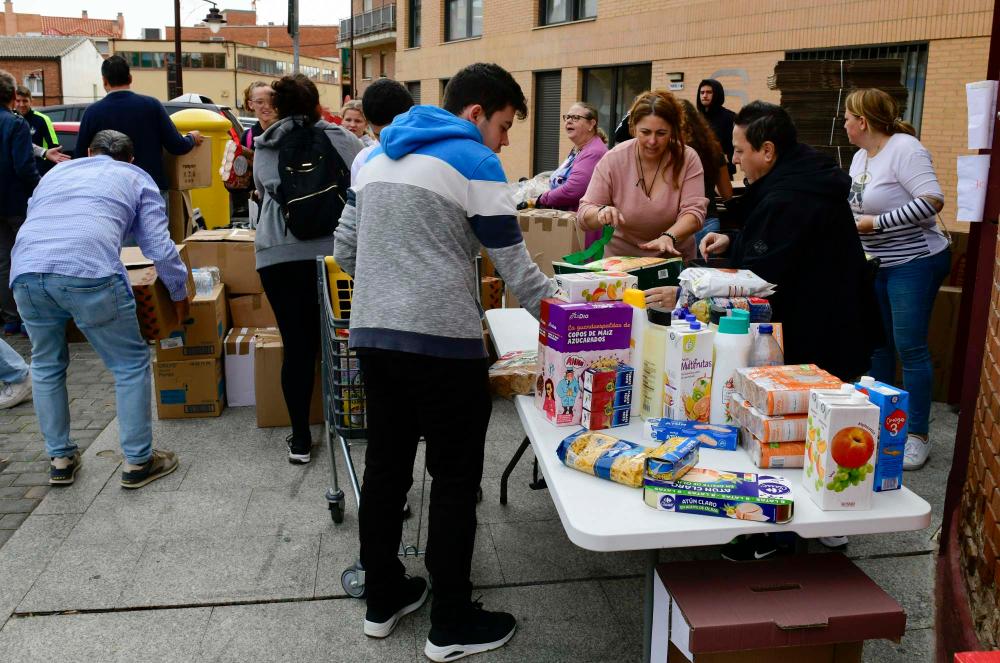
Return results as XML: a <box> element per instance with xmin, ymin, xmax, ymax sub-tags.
<box><xmin>929</xmin><ymin>285</ymin><xmax>961</xmax><ymax>402</ymax></box>
<box><xmin>229</xmin><ymin>293</ymin><xmax>277</xmax><ymax>328</ymax></box>
<box><xmin>655</xmin><ymin>554</ymin><xmax>904</xmax><ymax>663</ymax></box>
<box><xmin>253</xmin><ymin>330</ymin><xmax>324</xmax><ymax>428</ymax></box>
<box><xmin>155</xmin><ymin>283</ymin><xmax>228</xmax><ymax>362</ymax></box>
<box><xmin>224</xmin><ymin>327</ymin><xmax>276</xmax><ymax>407</ymax></box>
<box><xmin>167</xmin><ymin>190</ymin><xmax>196</xmax><ymax>243</ymax></box>
<box><xmin>553</xmin><ymin>271</ymin><xmax>637</xmax><ymax>303</ymax></box>
<box><xmin>154</xmin><ymin>357</ymin><xmax>225</xmax><ymax>419</ymax></box>
<box><xmin>517</xmin><ymin>209</ymin><xmax>582</xmax><ymax>278</ymax></box>
<box><xmin>552</xmin><ymin>255</ymin><xmax>685</xmax><ymax>290</ymax></box>
<box><xmin>184</xmin><ymin>228</ymin><xmax>262</xmax><ymax>295</ymax></box>
<box><xmin>121</xmin><ymin>244</ymin><xmax>196</xmax><ymax>341</ymax></box>
<box><xmin>164</xmin><ymin>137</ymin><xmax>213</xmax><ymax>190</ymax></box>
<box><xmin>480</xmin><ymin>276</ymin><xmax>502</xmax><ymax>311</ymax></box>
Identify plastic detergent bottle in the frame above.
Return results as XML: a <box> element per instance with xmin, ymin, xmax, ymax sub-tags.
<box><xmin>708</xmin><ymin>304</ymin><xmax>729</xmax><ymax>329</ymax></box>
<box><xmin>750</xmin><ymin>323</ymin><xmax>784</xmax><ymax>367</ymax></box>
<box><xmin>623</xmin><ymin>288</ymin><xmax>647</xmax><ymax>418</ymax></box>
<box><xmin>709</xmin><ymin>313</ymin><xmax>752</xmax><ymax>425</ymax></box>
<box><xmin>640</xmin><ymin>307</ymin><xmax>672</xmax><ymax>420</ymax></box>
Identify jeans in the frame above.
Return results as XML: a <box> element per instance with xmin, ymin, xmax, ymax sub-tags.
<box><xmin>0</xmin><ymin>337</ymin><xmax>28</xmax><ymax>384</ymax></box>
<box><xmin>12</xmin><ymin>273</ymin><xmax>153</xmax><ymax>464</ymax></box>
<box><xmin>693</xmin><ymin>216</ymin><xmax>721</xmax><ymax>252</ymax></box>
<box><xmin>0</xmin><ymin>215</ymin><xmax>25</xmax><ymax>323</ymax></box>
<box><xmin>869</xmin><ymin>249</ymin><xmax>952</xmax><ymax>436</ymax></box>
<box><xmin>358</xmin><ymin>350</ymin><xmax>491</xmax><ymax>625</ymax></box>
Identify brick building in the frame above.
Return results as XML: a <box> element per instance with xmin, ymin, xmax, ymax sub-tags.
<box><xmin>339</xmin><ymin>0</ymin><xmax>397</xmax><ymax>98</ymax></box>
<box><xmin>0</xmin><ymin>36</ymin><xmax>105</xmax><ymax>105</ymax></box>
<box><xmin>1</xmin><ymin>1</ymin><xmax>123</xmax><ymax>55</ymax></box>
<box><xmin>164</xmin><ymin>9</ymin><xmax>340</xmax><ymax>61</ymax></box>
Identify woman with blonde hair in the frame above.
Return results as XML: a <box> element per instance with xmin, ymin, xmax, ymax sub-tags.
<box><xmin>241</xmin><ymin>81</ymin><xmax>277</xmax><ymax>149</ymax></box>
<box><xmin>341</xmin><ymin>99</ymin><xmax>375</xmax><ymax>146</ymax></box>
<box><xmin>845</xmin><ymin>87</ymin><xmax>948</xmax><ymax>470</ymax></box>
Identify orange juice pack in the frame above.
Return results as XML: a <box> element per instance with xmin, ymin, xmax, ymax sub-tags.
<box><xmin>733</xmin><ymin>364</ymin><xmax>842</xmax><ymax>416</ymax></box>
<box><xmin>663</xmin><ymin>321</ymin><xmax>714</xmax><ymax>422</ymax></box>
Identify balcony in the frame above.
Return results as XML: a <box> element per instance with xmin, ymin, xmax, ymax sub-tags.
<box><xmin>339</xmin><ymin>4</ymin><xmax>396</xmax><ymax>48</ymax></box>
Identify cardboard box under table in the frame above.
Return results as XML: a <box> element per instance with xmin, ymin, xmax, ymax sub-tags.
<box><xmin>224</xmin><ymin>327</ymin><xmax>277</xmax><ymax>407</ymax></box>
<box><xmin>184</xmin><ymin>228</ymin><xmax>262</xmax><ymax>295</ymax></box>
<box><xmin>154</xmin><ymin>357</ymin><xmax>225</xmax><ymax>419</ymax></box>
<box><xmin>120</xmin><ymin>245</ymin><xmax>196</xmax><ymax>341</ymax></box>
<box><xmin>254</xmin><ymin>329</ymin><xmax>324</xmax><ymax>428</ymax></box>
<box><xmin>655</xmin><ymin>553</ymin><xmax>905</xmax><ymax>663</ymax></box>
<box><xmin>154</xmin><ymin>283</ymin><xmax>228</xmax><ymax>362</ymax></box>
<box><xmin>229</xmin><ymin>292</ymin><xmax>277</xmax><ymax>328</ymax></box>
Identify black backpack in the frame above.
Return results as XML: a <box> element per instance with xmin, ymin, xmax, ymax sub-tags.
<box><xmin>273</xmin><ymin>121</ymin><xmax>350</xmax><ymax>240</ymax></box>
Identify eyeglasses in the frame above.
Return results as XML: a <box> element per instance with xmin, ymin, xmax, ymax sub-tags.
<box><xmin>562</xmin><ymin>114</ymin><xmax>590</xmax><ymax>122</ymax></box>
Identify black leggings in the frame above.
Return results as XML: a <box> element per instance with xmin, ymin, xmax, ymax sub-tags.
<box><xmin>257</xmin><ymin>260</ymin><xmax>320</xmax><ymax>441</ymax></box>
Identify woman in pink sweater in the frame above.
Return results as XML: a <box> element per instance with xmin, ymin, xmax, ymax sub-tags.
<box><xmin>578</xmin><ymin>90</ymin><xmax>707</xmax><ymax>267</ymax></box>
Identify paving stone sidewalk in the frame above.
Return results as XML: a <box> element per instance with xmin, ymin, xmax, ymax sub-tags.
<box><xmin>0</xmin><ymin>337</ymin><xmax>116</xmax><ymax>549</ymax></box>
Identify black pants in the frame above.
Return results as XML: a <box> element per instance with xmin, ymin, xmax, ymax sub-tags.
<box><xmin>257</xmin><ymin>260</ymin><xmax>320</xmax><ymax>441</ymax></box>
<box><xmin>358</xmin><ymin>349</ymin><xmax>491</xmax><ymax>624</ymax></box>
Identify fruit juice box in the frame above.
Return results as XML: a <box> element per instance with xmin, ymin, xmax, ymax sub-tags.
<box><xmin>642</xmin><ymin>468</ymin><xmax>794</xmax><ymax>523</ymax></box>
<box><xmin>733</xmin><ymin>364</ymin><xmax>842</xmax><ymax>416</ymax></box>
<box><xmin>743</xmin><ymin>432</ymin><xmax>805</xmax><ymax>469</ymax></box>
<box><xmin>663</xmin><ymin>325</ymin><xmax>714</xmax><ymax>423</ymax></box>
<box><xmin>535</xmin><ymin>299</ymin><xmax>632</xmax><ymax>427</ymax></box>
<box><xmin>553</xmin><ymin>271</ymin><xmax>638</xmax><ymax>303</ymax></box>
<box><xmin>643</xmin><ymin>417</ymin><xmax>740</xmax><ymax>451</ymax></box>
<box><xmin>855</xmin><ymin>380</ymin><xmax>909</xmax><ymax>492</ymax></box>
<box><xmin>642</xmin><ymin>436</ymin><xmax>700</xmax><ymax>483</ymax></box>
<box><xmin>804</xmin><ymin>388</ymin><xmax>881</xmax><ymax>511</ymax></box>
<box><xmin>729</xmin><ymin>393</ymin><xmax>807</xmax><ymax>443</ymax></box>
<box><xmin>581</xmin><ymin>364</ymin><xmax>634</xmax><ymax>430</ymax></box>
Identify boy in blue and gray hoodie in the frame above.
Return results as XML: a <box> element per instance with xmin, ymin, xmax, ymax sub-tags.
<box><xmin>334</xmin><ymin>63</ymin><xmax>555</xmax><ymax>661</ymax></box>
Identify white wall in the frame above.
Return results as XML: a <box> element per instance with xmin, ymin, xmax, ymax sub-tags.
<box><xmin>59</xmin><ymin>40</ymin><xmax>106</xmax><ymax>104</ymax></box>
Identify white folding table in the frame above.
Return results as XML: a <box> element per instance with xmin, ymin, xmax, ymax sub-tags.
<box><xmin>485</xmin><ymin>307</ymin><xmax>932</xmax><ymax>663</ymax></box>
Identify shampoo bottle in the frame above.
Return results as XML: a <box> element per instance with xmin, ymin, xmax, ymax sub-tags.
<box><xmin>709</xmin><ymin>314</ymin><xmax>752</xmax><ymax>425</ymax></box>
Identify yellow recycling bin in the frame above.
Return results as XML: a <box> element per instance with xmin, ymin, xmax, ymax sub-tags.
<box><xmin>170</xmin><ymin>108</ymin><xmax>233</xmax><ymax>229</ymax></box>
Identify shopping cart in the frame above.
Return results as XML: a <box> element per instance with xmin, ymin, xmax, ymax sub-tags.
<box><xmin>317</xmin><ymin>256</ymin><xmax>426</xmax><ymax>598</ymax></box>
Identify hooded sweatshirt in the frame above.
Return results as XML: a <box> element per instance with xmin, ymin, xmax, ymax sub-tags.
<box><xmin>724</xmin><ymin>143</ymin><xmax>881</xmax><ymax>381</ymax></box>
<box><xmin>696</xmin><ymin>79</ymin><xmax>736</xmax><ymax>164</ymax></box>
<box><xmin>253</xmin><ymin>116</ymin><xmax>363</xmax><ymax>269</ymax></box>
<box><xmin>334</xmin><ymin>105</ymin><xmax>555</xmax><ymax>359</ymax></box>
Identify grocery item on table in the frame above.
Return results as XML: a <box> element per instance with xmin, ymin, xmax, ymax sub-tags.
<box><xmin>623</xmin><ymin>289</ymin><xmax>647</xmax><ymax>418</ymax></box>
<box><xmin>642</xmin><ymin>436</ymin><xmax>700</xmax><ymax>482</ymax></box>
<box><xmin>664</xmin><ymin>321</ymin><xmax>714</xmax><ymax>423</ymax></box>
<box><xmin>643</xmin><ymin>417</ymin><xmax>740</xmax><ymax>451</ymax></box>
<box><xmin>749</xmin><ymin>323</ymin><xmax>784</xmax><ymax>367</ymax></box>
<box><xmin>581</xmin><ymin>364</ymin><xmax>634</xmax><ymax>430</ymax></box>
<box><xmin>556</xmin><ymin>430</ymin><xmax>692</xmax><ymax>488</ymax></box>
<box><xmin>553</xmin><ymin>271</ymin><xmax>638</xmax><ymax>303</ymax></box>
<box><xmin>536</xmin><ymin>299</ymin><xmax>632</xmax><ymax>427</ymax></box>
<box><xmin>710</xmin><ymin>314</ymin><xmax>752</xmax><ymax>425</ymax></box>
<box><xmin>688</xmin><ymin>297</ymin><xmax>773</xmax><ymax>325</ymax></box>
<box><xmin>676</xmin><ymin>267</ymin><xmax>776</xmax><ymax>305</ymax></box>
<box><xmin>733</xmin><ymin>364</ymin><xmax>842</xmax><ymax>416</ymax></box>
<box><xmin>639</xmin><ymin>307</ymin><xmax>672</xmax><ymax>421</ymax></box>
<box><xmin>643</xmin><ymin>468</ymin><xmax>794</xmax><ymax>523</ymax></box>
<box><xmin>804</xmin><ymin>385</ymin><xmax>881</xmax><ymax>511</ymax></box>
<box><xmin>488</xmin><ymin>350</ymin><xmax>538</xmax><ymax>398</ymax></box>
<box><xmin>552</xmin><ymin>256</ymin><xmax>684</xmax><ymax>290</ymax></box>
<box><xmin>856</xmin><ymin>377</ymin><xmax>909</xmax><ymax>492</ymax></box>
<box><xmin>729</xmin><ymin>393</ymin><xmax>807</xmax><ymax>443</ymax></box>
<box><xmin>744</xmin><ymin>434</ymin><xmax>805</xmax><ymax>469</ymax></box>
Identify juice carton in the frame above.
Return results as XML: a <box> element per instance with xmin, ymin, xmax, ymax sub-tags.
<box><xmin>663</xmin><ymin>324</ymin><xmax>714</xmax><ymax>422</ymax></box>
<box><xmin>581</xmin><ymin>364</ymin><xmax>634</xmax><ymax>430</ymax></box>
<box><xmin>535</xmin><ymin>299</ymin><xmax>632</xmax><ymax>427</ymax></box>
<box><xmin>804</xmin><ymin>388</ymin><xmax>881</xmax><ymax>511</ymax></box>
<box><xmin>553</xmin><ymin>271</ymin><xmax>638</xmax><ymax>303</ymax></box>
<box><xmin>643</xmin><ymin>468</ymin><xmax>794</xmax><ymax>523</ymax></box>
<box><xmin>733</xmin><ymin>364</ymin><xmax>842</xmax><ymax>416</ymax></box>
<box><xmin>729</xmin><ymin>393</ymin><xmax>807</xmax><ymax>443</ymax></box>
<box><xmin>855</xmin><ymin>378</ymin><xmax>909</xmax><ymax>492</ymax></box>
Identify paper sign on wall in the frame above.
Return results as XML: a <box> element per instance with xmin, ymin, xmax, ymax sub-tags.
<box><xmin>957</xmin><ymin>154</ymin><xmax>991</xmax><ymax>222</ymax></box>
<box><xmin>967</xmin><ymin>81</ymin><xmax>998</xmax><ymax>150</ymax></box>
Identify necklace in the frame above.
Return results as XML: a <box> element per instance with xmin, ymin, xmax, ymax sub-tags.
<box><xmin>635</xmin><ymin>143</ymin><xmax>667</xmax><ymax>199</ymax></box>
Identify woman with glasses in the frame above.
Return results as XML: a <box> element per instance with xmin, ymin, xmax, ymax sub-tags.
<box><xmin>578</xmin><ymin>90</ymin><xmax>707</xmax><ymax>264</ymax></box>
<box><xmin>242</xmin><ymin>81</ymin><xmax>277</xmax><ymax>148</ymax></box>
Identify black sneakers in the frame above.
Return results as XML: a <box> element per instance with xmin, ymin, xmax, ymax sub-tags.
<box><xmin>364</xmin><ymin>576</ymin><xmax>429</xmax><ymax>638</ymax></box>
<box><xmin>286</xmin><ymin>434</ymin><xmax>311</xmax><ymax>464</ymax></box>
<box><xmin>49</xmin><ymin>452</ymin><xmax>82</xmax><ymax>486</ymax></box>
<box><xmin>720</xmin><ymin>533</ymin><xmax>785</xmax><ymax>562</ymax></box>
<box><xmin>424</xmin><ymin>601</ymin><xmax>517</xmax><ymax>662</ymax></box>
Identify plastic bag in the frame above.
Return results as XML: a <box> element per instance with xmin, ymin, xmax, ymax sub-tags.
<box><xmin>556</xmin><ymin>430</ymin><xmax>697</xmax><ymax>488</ymax></box>
<box><xmin>512</xmin><ymin>172</ymin><xmax>553</xmax><ymax>206</ymax></box>
<box><xmin>677</xmin><ymin>267</ymin><xmax>776</xmax><ymax>304</ymax></box>
<box><xmin>488</xmin><ymin>350</ymin><xmax>538</xmax><ymax>398</ymax></box>
<box><xmin>220</xmin><ymin>129</ymin><xmax>254</xmax><ymax>192</ymax></box>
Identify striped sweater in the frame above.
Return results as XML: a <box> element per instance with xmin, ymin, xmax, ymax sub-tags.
<box><xmin>334</xmin><ymin>105</ymin><xmax>555</xmax><ymax>358</ymax></box>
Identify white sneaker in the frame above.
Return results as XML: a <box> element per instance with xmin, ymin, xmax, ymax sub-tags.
<box><xmin>903</xmin><ymin>435</ymin><xmax>931</xmax><ymax>470</ymax></box>
<box><xmin>818</xmin><ymin>536</ymin><xmax>849</xmax><ymax>549</ymax></box>
<box><xmin>0</xmin><ymin>374</ymin><xmax>31</xmax><ymax>409</ymax></box>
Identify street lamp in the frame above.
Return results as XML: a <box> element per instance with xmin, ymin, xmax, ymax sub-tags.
<box><xmin>170</xmin><ymin>0</ymin><xmax>228</xmax><ymax>99</ymax></box>
<box><xmin>203</xmin><ymin>1</ymin><xmax>227</xmax><ymax>34</ymax></box>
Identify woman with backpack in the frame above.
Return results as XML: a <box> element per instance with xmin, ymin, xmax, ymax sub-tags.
<box><xmin>253</xmin><ymin>74</ymin><xmax>362</xmax><ymax>464</ymax></box>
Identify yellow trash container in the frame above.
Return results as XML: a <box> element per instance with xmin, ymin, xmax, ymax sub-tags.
<box><xmin>170</xmin><ymin>109</ymin><xmax>233</xmax><ymax>229</ymax></box>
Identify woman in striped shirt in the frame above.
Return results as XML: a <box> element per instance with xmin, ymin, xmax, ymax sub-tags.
<box><xmin>845</xmin><ymin>88</ymin><xmax>950</xmax><ymax>471</ymax></box>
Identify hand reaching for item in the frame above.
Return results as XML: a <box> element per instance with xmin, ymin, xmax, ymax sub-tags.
<box><xmin>596</xmin><ymin>205</ymin><xmax>626</xmax><ymax>229</ymax></box>
<box><xmin>644</xmin><ymin>286</ymin><xmax>679</xmax><ymax>310</ymax></box>
<box><xmin>639</xmin><ymin>233</ymin><xmax>681</xmax><ymax>257</ymax></box>
<box><xmin>699</xmin><ymin>232</ymin><xmax>730</xmax><ymax>260</ymax></box>
<box><xmin>45</xmin><ymin>146</ymin><xmax>70</xmax><ymax>163</ymax></box>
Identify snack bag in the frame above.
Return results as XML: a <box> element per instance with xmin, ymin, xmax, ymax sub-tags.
<box><xmin>556</xmin><ymin>430</ymin><xmax>695</xmax><ymax>488</ymax></box>
<box><xmin>677</xmin><ymin>267</ymin><xmax>776</xmax><ymax>303</ymax></box>
<box><xmin>220</xmin><ymin>128</ymin><xmax>254</xmax><ymax>191</ymax></box>
<box><xmin>488</xmin><ymin>350</ymin><xmax>538</xmax><ymax>398</ymax></box>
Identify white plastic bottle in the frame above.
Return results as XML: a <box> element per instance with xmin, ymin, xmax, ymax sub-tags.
<box><xmin>749</xmin><ymin>323</ymin><xmax>784</xmax><ymax>367</ymax></box>
<box><xmin>640</xmin><ymin>307</ymin><xmax>672</xmax><ymax>420</ymax></box>
<box><xmin>623</xmin><ymin>288</ymin><xmax>647</xmax><ymax>418</ymax></box>
<box><xmin>709</xmin><ymin>314</ymin><xmax>752</xmax><ymax>425</ymax></box>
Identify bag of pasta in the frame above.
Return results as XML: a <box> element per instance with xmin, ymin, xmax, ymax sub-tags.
<box><xmin>556</xmin><ymin>430</ymin><xmax>698</xmax><ymax>488</ymax></box>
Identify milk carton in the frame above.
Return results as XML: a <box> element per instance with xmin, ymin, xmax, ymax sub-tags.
<box><xmin>855</xmin><ymin>377</ymin><xmax>908</xmax><ymax>492</ymax></box>
<box><xmin>804</xmin><ymin>387</ymin><xmax>881</xmax><ymax>511</ymax></box>
<box><xmin>663</xmin><ymin>322</ymin><xmax>714</xmax><ymax>422</ymax></box>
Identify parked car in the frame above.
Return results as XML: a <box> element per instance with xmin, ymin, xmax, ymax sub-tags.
<box><xmin>52</xmin><ymin>121</ymin><xmax>80</xmax><ymax>153</ymax></box>
<box><xmin>38</xmin><ymin>100</ymin><xmax>241</xmax><ymax>134</ymax></box>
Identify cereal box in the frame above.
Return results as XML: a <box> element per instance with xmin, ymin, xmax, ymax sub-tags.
<box><xmin>553</xmin><ymin>271</ymin><xmax>638</xmax><ymax>303</ymax></box>
<box><xmin>556</xmin><ymin>430</ymin><xmax>691</xmax><ymax>488</ymax></box>
<box><xmin>804</xmin><ymin>388</ymin><xmax>881</xmax><ymax>511</ymax></box>
<box><xmin>744</xmin><ymin>434</ymin><xmax>806</xmax><ymax>469</ymax></box>
<box><xmin>729</xmin><ymin>393</ymin><xmax>807</xmax><ymax>443</ymax></box>
<box><xmin>663</xmin><ymin>325</ymin><xmax>714</xmax><ymax>422</ymax></box>
<box><xmin>643</xmin><ymin>418</ymin><xmax>740</xmax><ymax>451</ymax></box>
<box><xmin>733</xmin><ymin>364</ymin><xmax>842</xmax><ymax>416</ymax></box>
<box><xmin>643</xmin><ymin>468</ymin><xmax>794</xmax><ymax>523</ymax></box>
<box><xmin>855</xmin><ymin>378</ymin><xmax>908</xmax><ymax>492</ymax></box>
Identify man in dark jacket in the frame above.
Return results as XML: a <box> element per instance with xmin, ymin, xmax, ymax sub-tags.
<box><xmin>0</xmin><ymin>70</ymin><xmax>40</xmax><ymax>335</ymax></box>
<box><xmin>75</xmin><ymin>55</ymin><xmax>202</xmax><ymax>192</ymax></box>
<box><xmin>697</xmin><ymin>79</ymin><xmax>737</xmax><ymax>175</ymax></box>
<box><xmin>700</xmin><ymin>101</ymin><xmax>879</xmax><ymax>382</ymax></box>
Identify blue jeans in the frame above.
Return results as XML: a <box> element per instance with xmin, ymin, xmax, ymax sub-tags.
<box><xmin>694</xmin><ymin>216</ymin><xmax>721</xmax><ymax>252</ymax></box>
<box><xmin>12</xmin><ymin>273</ymin><xmax>153</xmax><ymax>464</ymax></box>
<box><xmin>869</xmin><ymin>249</ymin><xmax>952</xmax><ymax>436</ymax></box>
<box><xmin>0</xmin><ymin>337</ymin><xmax>28</xmax><ymax>384</ymax></box>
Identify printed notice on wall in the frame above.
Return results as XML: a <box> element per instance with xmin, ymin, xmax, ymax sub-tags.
<box><xmin>967</xmin><ymin>81</ymin><xmax>998</xmax><ymax>150</ymax></box>
<box><xmin>957</xmin><ymin>154</ymin><xmax>991</xmax><ymax>222</ymax></box>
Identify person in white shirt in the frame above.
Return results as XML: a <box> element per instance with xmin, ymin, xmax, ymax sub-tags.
<box><xmin>845</xmin><ymin>87</ymin><xmax>949</xmax><ymax>471</ymax></box>
<box><xmin>350</xmin><ymin>79</ymin><xmax>414</xmax><ymax>185</ymax></box>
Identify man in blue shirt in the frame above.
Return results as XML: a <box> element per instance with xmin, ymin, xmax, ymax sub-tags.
<box><xmin>12</xmin><ymin>129</ymin><xmax>191</xmax><ymax>490</ymax></box>
<box><xmin>75</xmin><ymin>55</ymin><xmax>203</xmax><ymax>192</ymax></box>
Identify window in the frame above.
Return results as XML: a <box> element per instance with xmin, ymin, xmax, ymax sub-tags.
<box><xmin>121</xmin><ymin>52</ymin><xmax>225</xmax><ymax>70</ymax></box>
<box><xmin>445</xmin><ymin>0</ymin><xmax>482</xmax><ymax>41</ymax></box>
<box><xmin>408</xmin><ymin>0</ymin><xmax>421</xmax><ymax>47</ymax></box>
<box><xmin>362</xmin><ymin>55</ymin><xmax>374</xmax><ymax>80</ymax></box>
<box><xmin>440</xmin><ymin>78</ymin><xmax>451</xmax><ymax>103</ymax></box>
<box><xmin>406</xmin><ymin>81</ymin><xmax>421</xmax><ymax>104</ymax></box>
<box><xmin>93</xmin><ymin>39</ymin><xmax>110</xmax><ymax>54</ymax></box>
<box><xmin>540</xmin><ymin>0</ymin><xmax>595</xmax><ymax>26</ymax></box>
<box><xmin>533</xmin><ymin>71</ymin><xmax>562</xmax><ymax>173</ymax></box>
<box><xmin>364</xmin><ymin>0</ymin><xmax>373</xmax><ymax>10</ymax></box>
<box><xmin>379</xmin><ymin>52</ymin><xmax>386</xmax><ymax>76</ymax></box>
<box><xmin>24</xmin><ymin>74</ymin><xmax>42</xmax><ymax>97</ymax></box>
<box><xmin>582</xmin><ymin>63</ymin><xmax>651</xmax><ymax>147</ymax></box>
